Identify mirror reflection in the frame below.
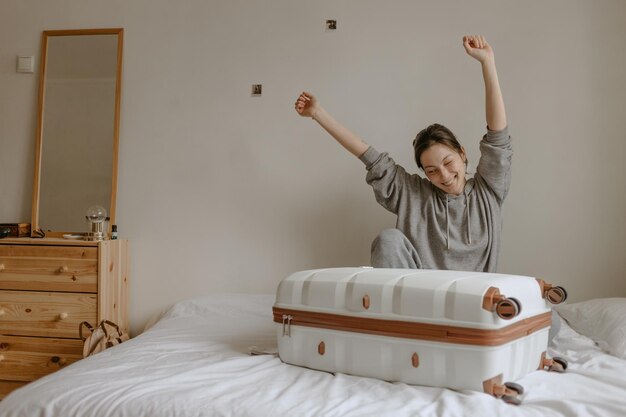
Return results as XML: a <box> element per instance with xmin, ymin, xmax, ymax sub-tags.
<box><xmin>35</xmin><ymin>30</ymin><xmax>122</xmax><ymax>234</ymax></box>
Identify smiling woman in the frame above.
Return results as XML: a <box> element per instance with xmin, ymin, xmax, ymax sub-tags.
<box><xmin>414</xmin><ymin>123</ymin><xmax>467</xmax><ymax>196</ymax></box>
<box><xmin>294</xmin><ymin>35</ymin><xmax>512</xmax><ymax>272</ymax></box>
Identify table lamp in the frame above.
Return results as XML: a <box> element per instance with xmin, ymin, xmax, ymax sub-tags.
<box><xmin>85</xmin><ymin>205</ymin><xmax>107</xmax><ymax>241</ymax></box>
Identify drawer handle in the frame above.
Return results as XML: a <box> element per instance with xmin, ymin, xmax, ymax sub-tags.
<box><xmin>0</xmin><ymin>354</ymin><xmax>4</xmax><ymax>362</ymax></box>
<box><xmin>0</xmin><ymin>264</ymin><xmax>5</xmax><ymax>271</ymax></box>
<box><xmin>58</xmin><ymin>266</ymin><xmax>69</xmax><ymax>273</ymax></box>
<box><xmin>58</xmin><ymin>312</ymin><xmax>69</xmax><ymax>320</ymax></box>
<box><xmin>0</xmin><ymin>309</ymin><xmax>5</xmax><ymax>317</ymax></box>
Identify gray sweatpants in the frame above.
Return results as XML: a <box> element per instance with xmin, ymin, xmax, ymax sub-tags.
<box><xmin>370</xmin><ymin>228</ymin><xmax>422</xmax><ymax>269</ymax></box>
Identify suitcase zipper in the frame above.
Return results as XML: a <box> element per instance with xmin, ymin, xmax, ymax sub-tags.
<box><xmin>274</xmin><ymin>307</ymin><xmax>551</xmax><ymax>346</ymax></box>
<box><xmin>282</xmin><ymin>314</ymin><xmax>293</xmax><ymax>337</ymax></box>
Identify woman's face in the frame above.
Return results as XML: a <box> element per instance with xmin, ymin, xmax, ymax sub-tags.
<box><xmin>420</xmin><ymin>143</ymin><xmax>467</xmax><ymax>195</ymax></box>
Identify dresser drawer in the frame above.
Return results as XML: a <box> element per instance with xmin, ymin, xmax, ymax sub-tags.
<box><xmin>0</xmin><ymin>291</ymin><xmax>97</xmax><ymax>338</ymax></box>
<box><xmin>0</xmin><ymin>245</ymin><xmax>98</xmax><ymax>292</ymax></box>
<box><xmin>0</xmin><ymin>380</ymin><xmax>29</xmax><ymax>399</ymax></box>
<box><xmin>0</xmin><ymin>245</ymin><xmax>97</xmax><ymax>260</ymax></box>
<box><xmin>0</xmin><ymin>335</ymin><xmax>83</xmax><ymax>382</ymax></box>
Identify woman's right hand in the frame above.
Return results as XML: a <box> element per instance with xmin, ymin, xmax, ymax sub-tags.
<box><xmin>294</xmin><ymin>91</ymin><xmax>319</xmax><ymax>118</ymax></box>
<box><xmin>462</xmin><ymin>35</ymin><xmax>494</xmax><ymax>64</ymax></box>
<box><xmin>293</xmin><ymin>91</ymin><xmax>369</xmax><ymax>157</ymax></box>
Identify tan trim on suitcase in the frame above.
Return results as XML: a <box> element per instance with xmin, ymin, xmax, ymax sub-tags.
<box><xmin>538</xmin><ymin>351</ymin><xmax>556</xmax><ymax>370</ymax></box>
<box><xmin>482</xmin><ymin>373</ymin><xmax>504</xmax><ymax>395</ymax></box>
<box><xmin>483</xmin><ymin>374</ymin><xmax>521</xmax><ymax>398</ymax></box>
<box><xmin>273</xmin><ymin>307</ymin><xmax>551</xmax><ymax>347</ymax></box>
<box><xmin>482</xmin><ymin>287</ymin><xmax>504</xmax><ymax>311</ymax></box>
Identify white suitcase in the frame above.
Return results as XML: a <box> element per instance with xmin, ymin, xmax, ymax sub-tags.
<box><xmin>273</xmin><ymin>268</ymin><xmax>568</xmax><ymax>404</ymax></box>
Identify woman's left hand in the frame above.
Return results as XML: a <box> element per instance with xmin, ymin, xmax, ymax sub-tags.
<box><xmin>463</xmin><ymin>35</ymin><xmax>494</xmax><ymax>63</ymax></box>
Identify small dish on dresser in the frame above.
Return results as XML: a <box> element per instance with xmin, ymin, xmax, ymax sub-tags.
<box><xmin>62</xmin><ymin>234</ymin><xmax>84</xmax><ymax>240</ymax></box>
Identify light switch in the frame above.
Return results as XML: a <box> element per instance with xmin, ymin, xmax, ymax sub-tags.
<box><xmin>17</xmin><ymin>56</ymin><xmax>34</xmax><ymax>73</ymax></box>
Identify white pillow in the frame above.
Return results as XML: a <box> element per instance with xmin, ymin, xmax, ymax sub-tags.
<box><xmin>555</xmin><ymin>298</ymin><xmax>626</xmax><ymax>359</ymax></box>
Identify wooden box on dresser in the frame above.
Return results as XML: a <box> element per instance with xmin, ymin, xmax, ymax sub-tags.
<box><xmin>0</xmin><ymin>237</ymin><xmax>128</xmax><ymax>399</ymax></box>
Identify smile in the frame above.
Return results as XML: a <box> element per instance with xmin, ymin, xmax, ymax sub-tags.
<box><xmin>442</xmin><ymin>176</ymin><xmax>456</xmax><ymax>187</ymax></box>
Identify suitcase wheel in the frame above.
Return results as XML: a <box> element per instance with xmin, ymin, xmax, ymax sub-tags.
<box><xmin>546</xmin><ymin>286</ymin><xmax>568</xmax><ymax>304</ymax></box>
<box><xmin>495</xmin><ymin>297</ymin><xmax>521</xmax><ymax>320</ymax></box>
<box><xmin>509</xmin><ymin>297</ymin><xmax>522</xmax><ymax>314</ymax></box>
<box><xmin>553</xmin><ymin>356</ymin><xmax>568</xmax><ymax>370</ymax></box>
<box><xmin>500</xmin><ymin>382</ymin><xmax>524</xmax><ymax>405</ymax></box>
<box><xmin>548</xmin><ymin>356</ymin><xmax>568</xmax><ymax>373</ymax></box>
<box><xmin>504</xmin><ymin>382</ymin><xmax>524</xmax><ymax>395</ymax></box>
<box><xmin>502</xmin><ymin>395</ymin><xmax>522</xmax><ymax>406</ymax></box>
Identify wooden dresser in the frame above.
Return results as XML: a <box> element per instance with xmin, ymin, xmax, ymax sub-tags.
<box><xmin>0</xmin><ymin>237</ymin><xmax>128</xmax><ymax>399</ymax></box>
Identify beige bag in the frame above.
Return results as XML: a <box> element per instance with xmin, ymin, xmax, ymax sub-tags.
<box><xmin>79</xmin><ymin>320</ymin><xmax>130</xmax><ymax>358</ymax></box>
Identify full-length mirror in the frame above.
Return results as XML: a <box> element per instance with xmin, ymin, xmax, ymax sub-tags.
<box><xmin>32</xmin><ymin>28</ymin><xmax>123</xmax><ymax>236</ymax></box>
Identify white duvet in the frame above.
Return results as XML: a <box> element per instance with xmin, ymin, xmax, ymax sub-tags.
<box><xmin>1</xmin><ymin>294</ymin><xmax>625</xmax><ymax>417</ymax></box>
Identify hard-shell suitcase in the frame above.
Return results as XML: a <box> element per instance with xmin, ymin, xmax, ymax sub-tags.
<box><xmin>273</xmin><ymin>267</ymin><xmax>567</xmax><ymax>404</ymax></box>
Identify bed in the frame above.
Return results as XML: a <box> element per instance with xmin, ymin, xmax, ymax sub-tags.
<box><xmin>1</xmin><ymin>294</ymin><xmax>625</xmax><ymax>417</ymax></box>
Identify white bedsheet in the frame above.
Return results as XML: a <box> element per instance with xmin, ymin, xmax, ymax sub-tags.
<box><xmin>1</xmin><ymin>294</ymin><xmax>626</xmax><ymax>417</ymax></box>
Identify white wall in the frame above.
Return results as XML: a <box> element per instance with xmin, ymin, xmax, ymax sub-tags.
<box><xmin>1</xmin><ymin>0</ymin><xmax>625</xmax><ymax>335</ymax></box>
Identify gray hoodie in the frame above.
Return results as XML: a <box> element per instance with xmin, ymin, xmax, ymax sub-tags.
<box><xmin>359</xmin><ymin>127</ymin><xmax>512</xmax><ymax>272</ymax></box>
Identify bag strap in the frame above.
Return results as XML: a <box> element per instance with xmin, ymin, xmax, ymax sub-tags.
<box><xmin>79</xmin><ymin>321</ymin><xmax>94</xmax><ymax>341</ymax></box>
<box><xmin>99</xmin><ymin>319</ymin><xmax>121</xmax><ymax>336</ymax></box>
<box><xmin>105</xmin><ymin>337</ymin><xmax>124</xmax><ymax>349</ymax></box>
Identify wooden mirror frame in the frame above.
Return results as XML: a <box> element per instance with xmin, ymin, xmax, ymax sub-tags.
<box><xmin>31</xmin><ymin>28</ymin><xmax>123</xmax><ymax>237</ymax></box>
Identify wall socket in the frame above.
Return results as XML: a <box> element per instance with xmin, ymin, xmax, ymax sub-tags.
<box><xmin>326</xmin><ymin>20</ymin><xmax>337</xmax><ymax>30</ymax></box>
<box><xmin>16</xmin><ymin>56</ymin><xmax>34</xmax><ymax>73</ymax></box>
<box><xmin>252</xmin><ymin>84</ymin><xmax>262</xmax><ymax>96</ymax></box>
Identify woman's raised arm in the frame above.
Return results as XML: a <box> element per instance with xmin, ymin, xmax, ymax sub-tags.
<box><xmin>462</xmin><ymin>35</ymin><xmax>507</xmax><ymax>131</ymax></box>
<box><xmin>295</xmin><ymin>91</ymin><xmax>369</xmax><ymax>157</ymax></box>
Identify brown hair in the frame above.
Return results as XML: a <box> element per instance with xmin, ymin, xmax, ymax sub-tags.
<box><xmin>413</xmin><ymin>123</ymin><xmax>465</xmax><ymax>169</ymax></box>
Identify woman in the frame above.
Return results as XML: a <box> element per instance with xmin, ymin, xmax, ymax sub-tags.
<box><xmin>294</xmin><ymin>35</ymin><xmax>511</xmax><ymax>272</ymax></box>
